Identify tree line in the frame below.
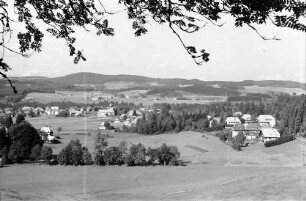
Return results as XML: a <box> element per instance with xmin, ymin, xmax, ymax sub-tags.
<box><xmin>121</xmin><ymin>94</ymin><xmax>305</xmax><ymax>137</ymax></box>
<box><xmin>57</xmin><ymin>132</ymin><xmax>181</xmax><ymax>166</ymax></box>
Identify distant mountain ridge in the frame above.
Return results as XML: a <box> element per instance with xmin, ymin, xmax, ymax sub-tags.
<box><xmin>49</xmin><ymin>72</ymin><xmax>305</xmax><ymax>88</ymax></box>
<box><xmin>0</xmin><ymin>72</ymin><xmax>305</xmax><ymax>97</ymax></box>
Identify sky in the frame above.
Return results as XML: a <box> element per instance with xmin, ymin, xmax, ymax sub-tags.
<box><xmin>3</xmin><ymin>1</ymin><xmax>306</xmax><ymax>83</ymax></box>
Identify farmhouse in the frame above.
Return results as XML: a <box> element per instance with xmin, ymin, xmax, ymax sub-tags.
<box><xmin>45</xmin><ymin>106</ymin><xmax>60</xmax><ymax>116</ymax></box>
<box><xmin>40</xmin><ymin>126</ymin><xmax>55</xmax><ymax>143</ymax></box>
<box><xmin>261</xmin><ymin>128</ymin><xmax>280</xmax><ymax>142</ymax></box>
<box><xmin>244</xmin><ymin>123</ymin><xmax>261</xmax><ymax>139</ymax></box>
<box><xmin>257</xmin><ymin>115</ymin><xmax>276</xmax><ymax>127</ymax></box>
<box><xmin>127</xmin><ymin>109</ymin><xmax>143</xmax><ymax>118</ymax></box>
<box><xmin>97</xmin><ymin>107</ymin><xmax>115</xmax><ymax>118</ymax></box>
<box><xmin>241</xmin><ymin>114</ymin><xmax>252</xmax><ymax>123</ymax></box>
<box><xmin>225</xmin><ymin>117</ymin><xmax>241</xmax><ymax>128</ymax></box>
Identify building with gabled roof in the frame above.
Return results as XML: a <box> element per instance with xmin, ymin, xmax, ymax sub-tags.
<box><xmin>257</xmin><ymin>115</ymin><xmax>276</xmax><ymax>127</ymax></box>
<box><xmin>261</xmin><ymin>128</ymin><xmax>280</xmax><ymax>142</ymax></box>
<box><xmin>225</xmin><ymin>117</ymin><xmax>241</xmax><ymax>128</ymax></box>
<box><xmin>244</xmin><ymin>123</ymin><xmax>261</xmax><ymax>139</ymax></box>
<box><xmin>241</xmin><ymin>114</ymin><xmax>252</xmax><ymax>123</ymax></box>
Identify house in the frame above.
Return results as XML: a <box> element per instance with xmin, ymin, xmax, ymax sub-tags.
<box><xmin>51</xmin><ymin>106</ymin><xmax>59</xmax><ymax>115</ymax></box>
<box><xmin>257</xmin><ymin>115</ymin><xmax>276</xmax><ymax>127</ymax></box>
<box><xmin>241</xmin><ymin>114</ymin><xmax>252</xmax><ymax>123</ymax></box>
<box><xmin>225</xmin><ymin>117</ymin><xmax>241</xmax><ymax>128</ymax></box>
<box><xmin>33</xmin><ymin>107</ymin><xmax>44</xmax><ymax>116</ymax></box>
<box><xmin>127</xmin><ymin>109</ymin><xmax>143</xmax><ymax>118</ymax></box>
<box><xmin>261</xmin><ymin>128</ymin><xmax>280</xmax><ymax>142</ymax></box>
<box><xmin>244</xmin><ymin>123</ymin><xmax>261</xmax><ymax>139</ymax></box>
<box><xmin>97</xmin><ymin>107</ymin><xmax>115</xmax><ymax>118</ymax></box>
<box><xmin>260</xmin><ymin>123</ymin><xmax>272</xmax><ymax>129</ymax></box>
<box><xmin>232</xmin><ymin>124</ymin><xmax>245</xmax><ymax>137</ymax></box>
<box><xmin>40</xmin><ymin>126</ymin><xmax>55</xmax><ymax>143</ymax></box>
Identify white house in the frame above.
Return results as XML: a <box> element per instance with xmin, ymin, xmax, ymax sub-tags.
<box><xmin>257</xmin><ymin>115</ymin><xmax>276</xmax><ymax>127</ymax></box>
<box><xmin>261</xmin><ymin>128</ymin><xmax>280</xmax><ymax>142</ymax></box>
<box><xmin>40</xmin><ymin>126</ymin><xmax>55</xmax><ymax>143</ymax></box>
<box><xmin>241</xmin><ymin>114</ymin><xmax>252</xmax><ymax>123</ymax></box>
<box><xmin>97</xmin><ymin>107</ymin><xmax>115</xmax><ymax>118</ymax></box>
<box><xmin>225</xmin><ymin>117</ymin><xmax>241</xmax><ymax>128</ymax></box>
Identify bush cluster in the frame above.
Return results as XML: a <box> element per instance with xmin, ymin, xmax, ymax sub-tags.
<box><xmin>264</xmin><ymin>135</ymin><xmax>295</xmax><ymax>147</ymax></box>
<box><xmin>57</xmin><ymin>134</ymin><xmax>181</xmax><ymax>166</ymax></box>
<box><xmin>57</xmin><ymin>139</ymin><xmax>93</xmax><ymax>165</ymax></box>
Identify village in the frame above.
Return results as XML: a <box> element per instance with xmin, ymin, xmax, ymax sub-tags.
<box><xmin>0</xmin><ymin>103</ymin><xmax>281</xmax><ymax>147</ymax></box>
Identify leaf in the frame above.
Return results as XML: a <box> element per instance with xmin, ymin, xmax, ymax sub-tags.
<box><xmin>186</xmin><ymin>46</ymin><xmax>197</xmax><ymax>54</ymax></box>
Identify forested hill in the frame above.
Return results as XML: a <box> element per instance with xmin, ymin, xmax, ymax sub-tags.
<box><xmin>0</xmin><ymin>72</ymin><xmax>305</xmax><ymax>98</ymax></box>
<box><xmin>49</xmin><ymin>72</ymin><xmax>305</xmax><ymax>89</ymax></box>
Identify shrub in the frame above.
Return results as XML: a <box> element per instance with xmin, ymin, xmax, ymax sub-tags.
<box><xmin>41</xmin><ymin>146</ymin><xmax>53</xmax><ymax>161</ymax></box>
<box><xmin>82</xmin><ymin>147</ymin><xmax>93</xmax><ymax>165</ymax></box>
<box><xmin>93</xmin><ymin>133</ymin><xmax>108</xmax><ymax>166</ymax></box>
<box><xmin>0</xmin><ymin>127</ymin><xmax>10</xmax><ymax>160</ymax></box>
<box><xmin>58</xmin><ymin>139</ymin><xmax>87</xmax><ymax>166</ymax></box>
<box><xmin>231</xmin><ymin>131</ymin><xmax>245</xmax><ymax>151</ymax></box>
<box><xmin>146</xmin><ymin>147</ymin><xmax>158</xmax><ymax>165</ymax></box>
<box><xmin>215</xmin><ymin>130</ymin><xmax>229</xmax><ymax>142</ymax></box>
<box><xmin>4</xmin><ymin>115</ymin><xmax>13</xmax><ymax>128</ymax></box>
<box><xmin>56</xmin><ymin>111</ymin><xmax>69</xmax><ymax>117</ymax></box>
<box><xmin>104</xmin><ymin>146</ymin><xmax>124</xmax><ymax>165</ymax></box>
<box><xmin>125</xmin><ymin>143</ymin><xmax>146</xmax><ymax>166</ymax></box>
<box><xmin>30</xmin><ymin>144</ymin><xmax>42</xmax><ymax>161</ymax></box>
<box><xmin>157</xmin><ymin>143</ymin><xmax>180</xmax><ymax>166</ymax></box>
<box><xmin>8</xmin><ymin>122</ymin><xmax>43</xmax><ymax>163</ymax></box>
<box><xmin>15</xmin><ymin>113</ymin><xmax>25</xmax><ymax>124</ymax></box>
<box><xmin>203</xmin><ymin>125</ymin><xmax>225</xmax><ymax>132</ymax></box>
<box><xmin>264</xmin><ymin>135</ymin><xmax>295</xmax><ymax>147</ymax></box>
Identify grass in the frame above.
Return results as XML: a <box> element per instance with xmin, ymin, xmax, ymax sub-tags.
<box><xmin>239</xmin><ymin>85</ymin><xmax>306</xmax><ymax>96</ymax></box>
<box><xmin>1</xmin><ymin>116</ymin><xmax>305</xmax><ymax>201</ymax></box>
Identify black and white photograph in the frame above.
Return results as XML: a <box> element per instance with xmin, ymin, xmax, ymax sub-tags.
<box><xmin>0</xmin><ymin>0</ymin><xmax>305</xmax><ymax>200</ymax></box>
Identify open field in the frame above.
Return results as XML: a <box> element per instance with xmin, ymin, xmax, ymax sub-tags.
<box><xmin>239</xmin><ymin>85</ymin><xmax>306</xmax><ymax>96</ymax></box>
<box><xmin>27</xmin><ymin>116</ymin><xmax>305</xmax><ymax>166</ymax></box>
<box><xmin>26</xmin><ymin>92</ymin><xmax>225</xmax><ymax>105</ymax></box>
<box><xmin>1</xmin><ymin>164</ymin><xmax>306</xmax><ymax>201</ymax></box>
<box><xmin>1</xmin><ymin>116</ymin><xmax>306</xmax><ymax>201</ymax></box>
